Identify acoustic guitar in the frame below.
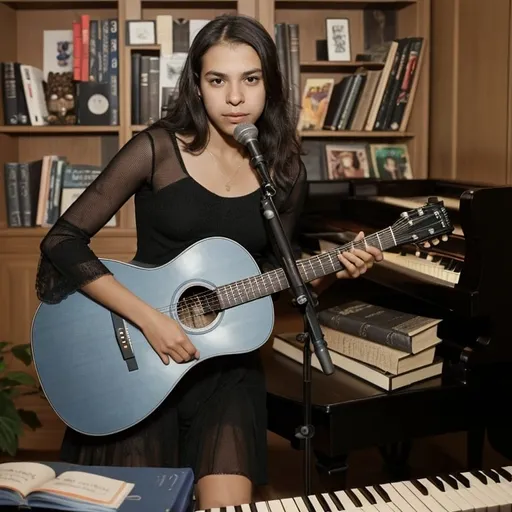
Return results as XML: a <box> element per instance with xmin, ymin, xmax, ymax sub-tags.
<box><xmin>31</xmin><ymin>198</ymin><xmax>453</xmax><ymax>436</ymax></box>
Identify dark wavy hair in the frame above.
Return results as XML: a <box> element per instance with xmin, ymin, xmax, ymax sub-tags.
<box><xmin>158</xmin><ymin>14</ymin><xmax>302</xmax><ymax>201</ymax></box>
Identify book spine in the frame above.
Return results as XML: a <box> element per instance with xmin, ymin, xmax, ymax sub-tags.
<box><xmin>131</xmin><ymin>53</ymin><xmax>141</xmax><ymax>124</ymax></box>
<box><xmin>1</xmin><ymin>62</ymin><xmax>18</xmax><ymax>125</ymax></box>
<box><xmin>14</xmin><ymin>63</ymin><xmax>29</xmax><ymax>125</ymax></box>
<box><xmin>81</xmin><ymin>14</ymin><xmax>90</xmax><ymax>82</ymax></box>
<box><xmin>88</xmin><ymin>19</ymin><xmax>98</xmax><ymax>81</ymax></box>
<box><xmin>101</xmin><ymin>20</ymin><xmax>109</xmax><ymax>84</ymax></box>
<box><xmin>73</xmin><ymin>21</ymin><xmax>82</xmax><ymax>81</ymax></box>
<box><xmin>17</xmin><ymin>162</ymin><xmax>32</xmax><ymax>227</ymax></box>
<box><xmin>108</xmin><ymin>18</ymin><xmax>119</xmax><ymax>125</ymax></box>
<box><xmin>4</xmin><ymin>162</ymin><xmax>21</xmax><ymax>227</ymax></box>
<box><xmin>318</xmin><ymin>310</ymin><xmax>413</xmax><ymax>353</ymax></box>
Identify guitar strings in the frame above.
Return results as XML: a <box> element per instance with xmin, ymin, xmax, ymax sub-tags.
<box><xmin>152</xmin><ymin>215</ymin><xmax>445</xmax><ymax>323</ymax></box>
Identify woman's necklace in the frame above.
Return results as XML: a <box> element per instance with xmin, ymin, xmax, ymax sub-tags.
<box><xmin>205</xmin><ymin>148</ymin><xmax>244</xmax><ymax>192</ymax></box>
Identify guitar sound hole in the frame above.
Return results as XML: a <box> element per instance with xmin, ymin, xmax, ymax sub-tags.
<box><xmin>176</xmin><ymin>286</ymin><xmax>218</xmax><ymax>330</ymax></box>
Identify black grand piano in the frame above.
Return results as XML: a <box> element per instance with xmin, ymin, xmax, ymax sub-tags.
<box><xmin>264</xmin><ymin>178</ymin><xmax>512</xmax><ymax>487</ymax></box>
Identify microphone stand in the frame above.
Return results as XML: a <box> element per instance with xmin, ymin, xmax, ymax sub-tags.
<box><xmin>250</xmin><ymin>152</ymin><xmax>334</xmax><ymax>497</ymax></box>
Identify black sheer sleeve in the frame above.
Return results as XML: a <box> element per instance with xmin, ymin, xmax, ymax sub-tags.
<box><xmin>36</xmin><ymin>131</ymin><xmax>154</xmax><ymax>304</ymax></box>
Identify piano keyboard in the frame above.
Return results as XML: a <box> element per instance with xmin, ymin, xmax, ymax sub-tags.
<box><xmin>382</xmin><ymin>251</ymin><xmax>462</xmax><ymax>285</ymax></box>
<box><xmin>196</xmin><ymin>466</ymin><xmax>512</xmax><ymax>512</ymax></box>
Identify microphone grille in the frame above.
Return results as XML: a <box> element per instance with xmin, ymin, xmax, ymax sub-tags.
<box><xmin>233</xmin><ymin>123</ymin><xmax>258</xmax><ymax>145</ymax></box>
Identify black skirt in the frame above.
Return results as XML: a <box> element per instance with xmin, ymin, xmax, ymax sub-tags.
<box><xmin>59</xmin><ymin>350</ymin><xmax>268</xmax><ymax>486</ymax></box>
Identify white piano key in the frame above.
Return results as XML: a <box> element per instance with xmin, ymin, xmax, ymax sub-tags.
<box><xmin>242</xmin><ymin>504</ymin><xmax>253</xmax><ymax>512</ymax></box>
<box><xmin>379</xmin><ymin>483</ymin><xmax>421</xmax><ymax>512</ymax></box>
<box><xmin>227</xmin><ymin>506</ymin><xmax>237</xmax><ymax>512</ymax></box>
<box><xmin>294</xmin><ymin>496</ymin><xmax>312</xmax><ymax>512</ymax></box>
<box><xmin>364</xmin><ymin>486</ymin><xmax>402</xmax><ymax>512</ymax></box>
<box><xmin>482</xmin><ymin>470</ymin><xmax>512</xmax><ymax>501</ymax></box>
<box><xmin>417</xmin><ymin>477</ymin><xmax>474</xmax><ymax>512</ymax></box>
<box><xmin>268</xmin><ymin>500</ymin><xmax>287</xmax><ymax>512</ymax></box>
<box><xmin>320</xmin><ymin>493</ymin><xmax>343</xmax><ymax>512</ymax></box>
<box><xmin>256</xmin><ymin>502</ymin><xmax>271</xmax><ymax>512</ymax></box>
<box><xmin>281</xmin><ymin>498</ymin><xmax>301</xmax><ymax>512</ymax></box>
<box><xmin>390</xmin><ymin>481</ymin><xmax>434</xmax><ymax>512</ymax></box>
<box><xmin>449</xmin><ymin>473</ymin><xmax>500</xmax><ymax>512</ymax></box>
<box><xmin>351</xmin><ymin>488</ymin><xmax>384</xmax><ymax>511</ymax></box>
<box><xmin>437</xmin><ymin>474</ymin><xmax>486</xmax><ymax>512</ymax></box>
<box><xmin>403</xmin><ymin>479</ymin><xmax>456</xmax><ymax>512</ymax></box>
<box><xmin>460</xmin><ymin>471</ymin><xmax>511</xmax><ymax>510</ymax></box>
<box><xmin>308</xmin><ymin>495</ymin><xmax>329</xmax><ymax>512</ymax></box>
<box><xmin>333</xmin><ymin>489</ymin><xmax>371</xmax><ymax>510</ymax></box>
<box><xmin>402</xmin><ymin>480</ymin><xmax>450</xmax><ymax>512</ymax></box>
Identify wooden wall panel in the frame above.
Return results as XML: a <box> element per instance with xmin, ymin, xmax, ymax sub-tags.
<box><xmin>430</xmin><ymin>0</ymin><xmax>511</xmax><ymax>185</ymax></box>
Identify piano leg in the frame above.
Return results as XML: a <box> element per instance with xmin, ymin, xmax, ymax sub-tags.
<box><xmin>379</xmin><ymin>440</ymin><xmax>412</xmax><ymax>480</ymax></box>
<box><xmin>313</xmin><ymin>451</ymin><xmax>348</xmax><ymax>491</ymax></box>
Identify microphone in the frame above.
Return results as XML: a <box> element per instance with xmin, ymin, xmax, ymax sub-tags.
<box><xmin>233</xmin><ymin>123</ymin><xmax>275</xmax><ymax>195</ymax></box>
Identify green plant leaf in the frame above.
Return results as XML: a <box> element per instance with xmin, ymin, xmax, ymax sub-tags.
<box><xmin>0</xmin><ymin>417</ymin><xmax>20</xmax><ymax>456</ymax></box>
<box><xmin>18</xmin><ymin>409</ymin><xmax>42</xmax><ymax>430</ymax></box>
<box><xmin>3</xmin><ymin>372</ymin><xmax>37</xmax><ymax>387</ymax></box>
<box><xmin>11</xmin><ymin>345</ymin><xmax>32</xmax><ymax>366</ymax></box>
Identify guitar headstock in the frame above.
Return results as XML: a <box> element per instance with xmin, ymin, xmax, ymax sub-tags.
<box><xmin>391</xmin><ymin>196</ymin><xmax>454</xmax><ymax>248</ymax></box>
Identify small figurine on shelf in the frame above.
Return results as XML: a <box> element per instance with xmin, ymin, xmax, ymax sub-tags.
<box><xmin>45</xmin><ymin>71</ymin><xmax>77</xmax><ymax>125</ymax></box>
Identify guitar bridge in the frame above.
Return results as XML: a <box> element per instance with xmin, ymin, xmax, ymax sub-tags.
<box><xmin>111</xmin><ymin>313</ymin><xmax>138</xmax><ymax>371</ymax></box>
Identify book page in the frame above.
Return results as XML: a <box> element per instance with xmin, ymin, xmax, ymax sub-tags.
<box><xmin>0</xmin><ymin>462</ymin><xmax>56</xmax><ymax>497</ymax></box>
<box><xmin>34</xmin><ymin>471</ymin><xmax>134</xmax><ymax>508</ymax></box>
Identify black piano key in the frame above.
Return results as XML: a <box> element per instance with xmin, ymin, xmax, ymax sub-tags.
<box><xmin>496</xmin><ymin>467</ymin><xmax>512</xmax><ymax>482</ymax></box>
<box><xmin>315</xmin><ymin>493</ymin><xmax>332</xmax><ymax>512</ymax></box>
<box><xmin>427</xmin><ymin>475</ymin><xmax>445</xmax><ymax>492</ymax></box>
<box><xmin>328</xmin><ymin>492</ymin><xmax>345</xmax><ymax>510</ymax></box>
<box><xmin>235</xmin><ymin>506</ymin><xmax>243</xmax><ymax>512</ymax></box>
<box><xmin>357</xmin><ymin>488</ymin><xmax>376</xmax><ymax>505</ymax></box>
<box><xmin>452</xmin><ymin>472</ymin><xmax>470</xmax><ymax>488</ymax></box>
<box><xmin>439</xmin><ymin>473</ymin><xmax>459</xmax><ymax>489</ymax></box>
<box><xmin>302</xmin><ymin>495</ymin><xmax>316</xmax><ymax>512</ymax></box>
<box><xmin>470</xmin><ymin>470</ymin><xmax>487</xmax><ymax>484</ymax></box>
<box><xmin>482</xmin><ymin>469</ymin><xmax>500</xmax><ymax>483</ymax></box>
<box><xmin>250</xmin><ymin>502</ymin><xmax>259</xmax><ymax>512</ymax></box>
<box><xmin>372</xmin><ymin>484</ymin><xmax>391</xmax><ymax>503</ymax></box>
<box><xmin>344</xmin><ymin>489</ymin><xmax>362</xmax><ymax>507</ymax></box>
<box><xmin>411</xmin><ymin>479</ymin><xmax>429</xmax><ymax>496</ymax></box>
<box><xmin>220</xmin><ymin>507</ymin><xmax>227</xmax><ymax>512</ymax></box>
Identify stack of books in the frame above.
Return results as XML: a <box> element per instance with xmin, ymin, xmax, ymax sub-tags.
<box><xmin>273</xmin><ymin>300</ymin><xmax>443</xmax><ymax>391</ymax></box>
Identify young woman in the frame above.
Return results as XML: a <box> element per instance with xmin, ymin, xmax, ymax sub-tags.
<box><xmin>35</xmin><ymin>14</ymin><xmax>382</xmax><ymax>509</ymax></box>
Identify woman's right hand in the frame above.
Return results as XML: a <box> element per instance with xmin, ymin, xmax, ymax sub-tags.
<box><xmin>141</xmin><ymin>309</ymin><xmax>199</xmax><ymax>364</ymax></box>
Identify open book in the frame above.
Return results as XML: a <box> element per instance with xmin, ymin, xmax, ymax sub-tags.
<box><xmin>0</xmin><ymin>461</ymin><xmax>134</xmax><ymax>511</ymax></box>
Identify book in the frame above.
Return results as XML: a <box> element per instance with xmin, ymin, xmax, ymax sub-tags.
<box><xmin>318</xmin><ymin>300</ymin><xmax>441</xmax><ymax>354</ymax></box>
<box><xmin>273</xmin><ymin>333</ymin><xmax>443</xmax><ymax>391</ymax></box>
<box><xmin>321</xmin><ymin>324</ymin><xmax>439</xmax><ymax>375</ymax></box>
<box><xmin>0</xmin><ymin>461</ymin><xmax>194</xmax><ymax>512</ymax></box>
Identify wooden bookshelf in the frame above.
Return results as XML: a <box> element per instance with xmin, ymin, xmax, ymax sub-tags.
<box><xmin>258</xmin><ymin>0</ymin><xmax>430</xmax><ymax>180</ymax></box>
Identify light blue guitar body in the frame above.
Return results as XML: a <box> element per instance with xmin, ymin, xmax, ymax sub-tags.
<box><xmin>31</xmin><ymin>237</ymin><xmax>274</xmax><ymax>437</ymax></box>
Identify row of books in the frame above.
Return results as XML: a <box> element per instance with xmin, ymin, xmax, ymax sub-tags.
<box><xmin>298</xmin><ymin>37</ymin><xmax>424</xmax><ymax>133</ymax></box>
<box><xmin>131</xmin><ymin>16</ymin><xmax>209</xmax><ymax>126</ymax></box>
<box><xmin>273</xmin><ymin>299</ymin><xmax>443</xmax><ymax>392</ymax></box>
<box><xmin>0</xmin><ymin>16</ymin><xmax>119</xmax><ymax>127</ymax></box>
<box><xmin>3</xmin><ymin>158</ymin><xmax>116</xmax><ymax>228</ymax></box>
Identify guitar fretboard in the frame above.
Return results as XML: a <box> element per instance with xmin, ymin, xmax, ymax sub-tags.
<box><xmin>216</xmin><ymin>227</ymin><xmax>398</xmax><ymax>310</ymax></box>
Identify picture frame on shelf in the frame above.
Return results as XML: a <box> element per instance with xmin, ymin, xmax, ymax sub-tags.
<box><xmin>369</xmin><ymin>143</ymin><xmax>413</xmax><ymax>180</ymax></box>
<box><xmin>326</xmin><ymin>18</ymin><xmax>351</xmax><ymax>62</ymax></box>
<box><xmin>325</xmin><ymin>142</ymin><xmax>374</xmax><ymax>180</ymax></box>
<box><xmin>126</xmin><ymin>20</ymin><xmax>156</xmax><ymax>46</ymax></box>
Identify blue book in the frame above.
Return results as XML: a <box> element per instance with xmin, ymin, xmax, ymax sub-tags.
<box><xmin>0</xmin><ymin>461</ymin><xmax>194</xmax><ymax>512</ymax></box>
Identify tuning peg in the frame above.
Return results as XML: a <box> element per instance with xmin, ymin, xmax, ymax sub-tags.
<box><xmin>423</xmin><ymin>241</ymin><xmax>431</xmax><ymax>248</ymax></box>
<box><xmin>442</xmin><ymin>235</ymin><xmax>449</xmax><ymax>242</ymax></box>
<box><xmin>415</xmin><ymin>250</ymin><xmax>421</xmax><ymax>257</ymax></box>
<box><xmin>431</xmin><ymin>238</ymin><xmax>440</xmax><ymax>245</ymax></box>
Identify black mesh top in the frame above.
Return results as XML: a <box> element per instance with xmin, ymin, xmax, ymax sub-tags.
<box><xmin>35</xmin><ymin>125</ymin><xmax>307</xmax><ymax>305</ymax></box>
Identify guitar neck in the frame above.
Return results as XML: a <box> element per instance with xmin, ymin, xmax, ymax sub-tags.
<box><xmin>216</xmin><ymin>226</ymin><xmax>398</xmax><ymax>309</ymax></box>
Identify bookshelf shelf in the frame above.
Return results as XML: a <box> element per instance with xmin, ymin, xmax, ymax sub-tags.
<box><xmin>300</xmin><ymin>61</ymin><xmax>385</xmax><ymax>71</ymax></box>
<box><xmin>0</xmin><ymin>126</ymin><xmax>120</xmax><ymax>134</ymax></box>
<box><xmin>274</xmin><ymin>1</ymin><xmax>417</xmax><ymax>8</ymax></box>
<box><xmin>5</xmin><ymin>1</ymin><xmax>118</xmax><ymax>8</ymax></box>
<box><xmin>299</xmin><ymin>130</ymin><xmax>414</xmax><ymax>138</ymax></box>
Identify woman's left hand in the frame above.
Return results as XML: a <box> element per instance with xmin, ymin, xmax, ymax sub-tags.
<box><xmin>335</xmin><ymin>231</ymin><xmax>383</xmax><ymax>280</ymax></box>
